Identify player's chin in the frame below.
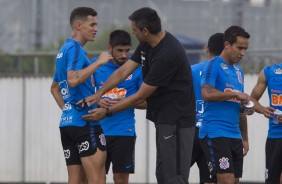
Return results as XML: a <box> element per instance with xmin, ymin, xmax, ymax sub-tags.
<box><xmin>88</xmin><ymin>37</ymin><xmax>95</xmax><ymax>42</ymax></box>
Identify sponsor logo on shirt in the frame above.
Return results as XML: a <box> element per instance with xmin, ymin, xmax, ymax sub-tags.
<box><xmin>103</xmin><ymin>87</ymin><xmax>127</xmax><ymax>99</ymax></box>
<box><xmin>62</xmin><ymin>103</ymin><xmax>72</xmax><ymax>111</ymax></box>
<box><xmin>56</xmin><ymin>52</ymin><xmax>63</xmax><ymax>58</ymax></box>
<box><xmin>77</xmin><ymin>141</ymin><xmax>89</xmax><ymax>153</ymax></box>
<box><xmin>274</xmin><ymin>68</ymin><xmax>282</xmax><ymax>74</ymax></box>
<box><xmin>271</xmin><ymin>94</ymin><xmax>282</xmax><ymax>106</ymax></box>
<box><xmin>224</xmin><ymin>88</ymin><xmax>241</xmax><ymax>103</ymax></box>
<box><xmin>61</xmin><ymin>116</ymin><xmax>73</xmax><ymax>124</ymax></box>
<box><xmin>59</xmin><ymin>80</ymin><xmax>70</xmax><ymax>99</ymax></box>
<box><xmin>236</xmin><ymin>71</ymin><xmax>243</xmax><ymax>85</ymax></box>
<box><xmin>220</xmin><ymin>63</ymin><xmax>228</xmax><ymax>70</ymax></box>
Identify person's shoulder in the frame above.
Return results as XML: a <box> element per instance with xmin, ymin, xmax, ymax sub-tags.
<box><xmin>206</xmin><ymin>56</ymin><xmax>221</xmax><ymax>68</ymax></box>
<box><xmin>133</xmin><ymin>65</ymin><xmax>142</xmax><ymax>74</ymax></box>
<box><xmin>267</xmin><ymin>63</ymin><xmax>282</xmax><ymax>74</ymax></box>
<box><xmin>192</xmin><ymin>61</ymin><xmax>207</xmax><ymax>71</ymax></box>
<box><xmin>61</xmin><ymin>39</ymin><xmax>81</xmax><ymax>53</ymax></box>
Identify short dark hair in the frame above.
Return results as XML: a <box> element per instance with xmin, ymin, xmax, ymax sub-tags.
<box><xmin>128</xmin><ymin>7</ymin><xmax>161</xmax><ymax>34</ymax></box>
<box><xmin>224</xmin><ymin>25</ymin><xmax>250</xmax><ymax>45</ymax></box>
<box><xmin>109</xmin><ymin>30</ymin><xmax>131</xmax><ymax>48</ymax></box>
<box><xmin>208</xmin><ymin>33</ymin><xmax>224</xmax><ymax>56</ymax></box>
<box><xmin>70</xmin><ymin>7</ymin><xmax>97</xmax><ymax>27</ymax></box>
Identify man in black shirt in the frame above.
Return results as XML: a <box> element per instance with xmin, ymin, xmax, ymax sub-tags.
<box><xmin>81</xmin><ymin>7</ymin><xmax>195</xmax><ymax>184</ymax></box>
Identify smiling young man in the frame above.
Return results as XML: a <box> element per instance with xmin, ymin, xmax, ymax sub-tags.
<box><xmin>50</xmin><ymin>7</ymin><xmax>112</xmax><ymax>184</ymax></box>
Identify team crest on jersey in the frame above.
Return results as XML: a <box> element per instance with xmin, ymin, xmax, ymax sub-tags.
<box><xmin>274</xmin><ymin>68</ymin><xmax>282</xmax><ymax>74</ymax></box>
<box><xmin>236</xmin><ymin>71</ymin><xmax>243</xmax><ymax>84</ymax></box>
<box><xmin>219</xmin><ymin>157</ymin><xmax>230</xmax><ymax>170</ymax></box>
<box><xmin>220</xmin><ymin>63</ymin><xmax>228</xmax><ymax>70</ymax></box>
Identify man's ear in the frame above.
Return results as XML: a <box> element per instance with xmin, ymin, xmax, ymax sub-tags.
<box><xmin>107</xmin><ymin>44</ymin><xmax>113</xmax><ymax>53</ymax></box>
<box><xmin>224</xmin><ymin>41</ymin><xmax>230</xmax><ymax>49</ymax></box>
<box><xmin>143</xmin><ymin>28</ymin><xmax>149</xmax><ymax>35</ymax></box>
<box><xmin>73</xmin><ymin>20</ymin><xmax>81</xmax><ymax>30</ymax></box>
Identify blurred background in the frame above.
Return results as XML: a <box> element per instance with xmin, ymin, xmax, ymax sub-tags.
<box><xmin>0</xmin><ymin>0</ymin><xmax>281</xmax><ymax>183</ymax></box>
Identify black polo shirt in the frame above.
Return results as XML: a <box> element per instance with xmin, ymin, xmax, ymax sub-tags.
<box><xmin>131</xmin><ymin>32</ymin><xmax>195</xmax><ymax>128</ymax></box>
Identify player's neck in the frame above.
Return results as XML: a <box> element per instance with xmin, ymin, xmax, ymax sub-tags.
<box><xmin>70</xmin><ymin>32</ymin><xmax>87</xmax><ymax>46</ymax></box>
<box><xmin>220</xmin><ymin>52</ymin><xmax>233</xmax><ymax>66</ymax></box>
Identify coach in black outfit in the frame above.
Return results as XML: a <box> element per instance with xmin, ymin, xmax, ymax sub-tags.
<box><xmin>81</xmin><ymin>7</ymin><xmax>196</xmax><ymax>184</ymax></box>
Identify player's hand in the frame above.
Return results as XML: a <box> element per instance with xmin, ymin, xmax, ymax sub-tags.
<box><xmin>263</xmin><ymin>106</ymin><xmax>275</xmax><ymax>119</ymax></box>
<box><xmin>76</xmin><ymin>94</ymin><xmax>100</xmax><ymax>107</ymax></box>
<box><xmin>97</xmin><ymin>98</ymin><xmax>112</xmax><ymax>108</ymax></box>
<box><xmin>97</xmin><ymin>96</ymin><xmax>124</xmax><ymax>108</ymax></box>
<box><xmin>236</xmin><ymin>92</ymin><xmax>250</xmax><ymax>104</ymax></box>
<box><xmin>245</xmin><ymin>105</ymin><xmax>255</xmax><ymax>115</ymax></box>
<box><xmin>82</xmin><ymin>108</ymin><xmax>106</xmax><ymax>121</ymax></box>
<box><xmin>96</xmin><ymin>52</ymin><xmax>113</xmax><ymax>65</ymax></box>
<box><xmin>242</xmin><ymin>140</ymin><xmax>249</xmax><ymax>157</ymax></box>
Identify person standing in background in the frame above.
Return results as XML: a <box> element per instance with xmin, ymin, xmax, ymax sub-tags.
<box><xmin>80</xmin><ymin>7</ymin><xmax>196</xmax><ymax>184</ymax></box>
<box><xmin>50</xmin><ymin>7</ymin><xmax>112</xmax><ymax>184</ymax></box>
<box><xmin>199</xmin><ymin>26</ymin><xmax>253</xmax><ymax>184</ymax></box>
<box><xmin>89</xmin><ymin>29</ymin><xmax>146</xmax><ymax>184</ymax></box>
<box><xmin>250</xmin><ymin>63</ymin><xmax>282</xmax><ymax>184</ymax></box>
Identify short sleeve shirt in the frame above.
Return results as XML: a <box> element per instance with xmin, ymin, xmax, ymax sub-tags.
<box><xmin>131</xmin><ymin>32</ymin><xmax>195</xmax><ymax>128</ymax></box>
<box><xmin>53</xmin><ymin>39</ymin><xmax>97</xmax><ymax>127</ymax></box>
<box><xmin>199</xmin><ymin>56</ymin><xmax>244</xmax><ymax>138</ymax></box>
<box><xmin>91</xmin><ymin>58</ymin><xmax>142</xmax><ymax>136</ymax></box>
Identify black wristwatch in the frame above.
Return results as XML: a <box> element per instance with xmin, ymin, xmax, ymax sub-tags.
<box><xmin>105</xmin><ymin>108</ymin><xmax>112</xmax><ymax>117</ymax></box>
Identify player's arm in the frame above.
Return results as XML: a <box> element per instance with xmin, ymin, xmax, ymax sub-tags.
<box><xmin>239</xmin><ymin>113</ymin><xmax>249</xmax><ymax>156</ymax></box>
<box><xmin>250</xmin><ymin>70</ymin><xmax>268</xmax><ymax>114</ymax></box>
<box><xmin>83</xmin><ymin>60</ymin><xmax>140</xmax><ymax>106</ymax></box>
<box><xmin>50</xmin><ymin>81</ymin><xmax>64</xmax><ymax>109</ymax></box>
<box><xmin>134</xmin><ymin>101</ymin><xmax>147</xmax><ymax>109</ymax></box>
<box><xmin>201</xmin><ymin>84</ymin><xmax>249</xmax><ymax>103</ymax></box>
<box><xmin>67</xmin><ymin>52</ymin><xmax>112</xmax><ymax>87</ymax></box>
<box><xmin>83</xmin><ymin>83</ymin><xmax>155</xmax><ymax>121</ymax></box>
<box><xmin>250</xmin><ymin>69</ymin><xmax>276</xmax><ymax>118</ymax></box>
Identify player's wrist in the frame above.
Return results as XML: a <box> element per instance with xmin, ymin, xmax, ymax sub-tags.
<box><xmin>105</xmin><ymin>107</ymin><xmax>112</xmax><ymax>117</ymax></box>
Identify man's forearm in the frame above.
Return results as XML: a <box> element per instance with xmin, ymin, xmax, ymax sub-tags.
<box><xmin>239</xmin><ymin>113</ymin><xmax>248</xmax><ymax>141</ymax></box>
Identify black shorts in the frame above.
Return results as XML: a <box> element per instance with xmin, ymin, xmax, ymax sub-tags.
<box><xmin>265</xmin><ymin>138</ymin><xmax>282</xmax><ymax>184</ymax></box>
<box><xmin>200</xmin><ymin>137</ymin><xmax>243</xmax><ymax>178</ymax></box>
<box><xmin>60</xmin><ymin>123</ymin><xmax>107</xmax><ymax>165</ymax></box>
<box><xmin>191</xmin><ymin>128</ymin><xmax>217</xmax><ymax>183</ymax></box>
<box><xmin>105</xmin><ymin>135</ymin><xmax>136</xmax><ymax>174</ymax></box>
